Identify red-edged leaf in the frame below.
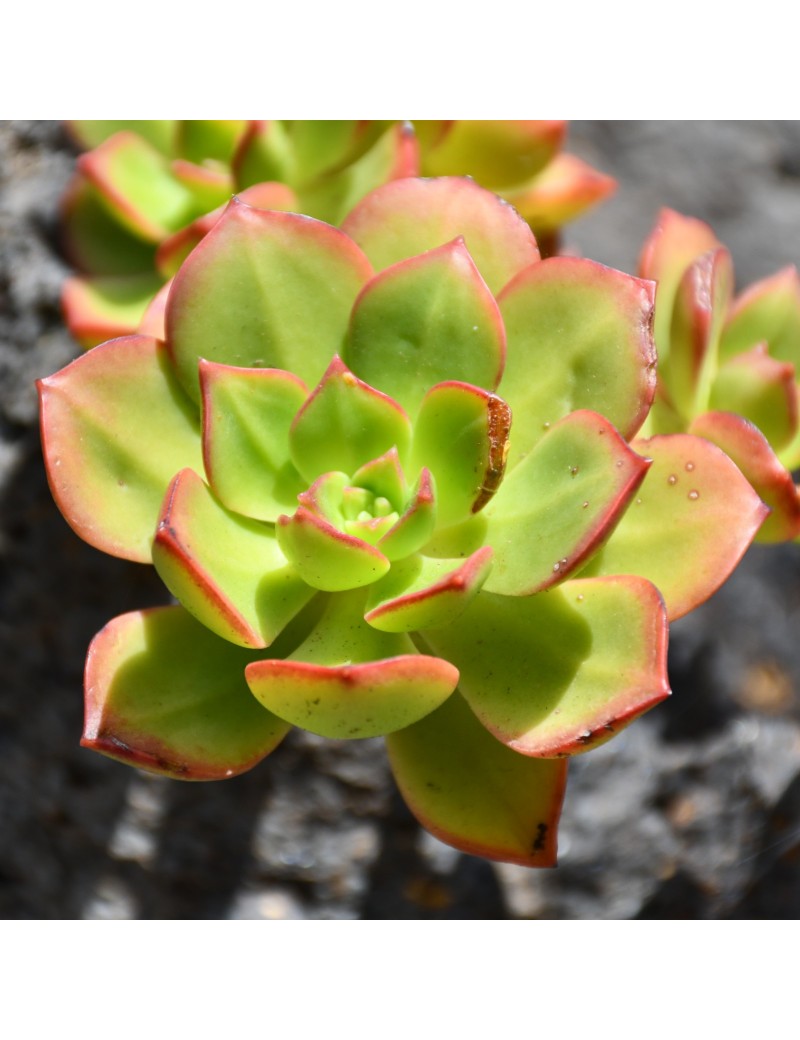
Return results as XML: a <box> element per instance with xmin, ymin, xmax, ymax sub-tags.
<box><xmin>710</xmin><ymin>345</ymin><xmax>798</xmax><ymax>453</ymax></box>
<box><xmin>720</xmin><ymin>265</ymin><xmax>800</xmax><ymax>369</ymax></box>
<box><xmin>482</xmin><ymin>410</ymin><xmax>650</xmax><ymax>596</ymax></box>
<box><xmin>342</xmin><ymin>175</ymin><xmax>540</xmax><ymax>295</ymax></box>
<box><xmin>38</xmin><ymin>335</ymin><xmax>202</xmax><ymax>562</ymax></box>
<box><xmin>386</xmin><ymin>691</ymin><xmax>568</xmax><ymax>867</ymax></box>
<box><xmin>166</xmin><ymin>197</ymin><xmax>373</xmax><ymax>403</ymax></box>
<box><xmin>83</xmin><ymin>605</ymin><xmax>291</xmax><ymax>780</ymax></box>
<box><xmin>365</xmin><ymin>547</ymin><xmax>494</xmax><ymax>632</ymax></box>
<box><xmin>62</xmin><ymin>273</ymin><xmax>163</xmax><ymax>349</ymax></box>
<box><xmin>344</xmin><ymin>238</ymin><xmax>506</xmax><ymax>416</ymax></box>
<box><xmin>152</xmin><ymin>469</ymin><xmax>315</xmax><ymax>649</ymax></box>
<box><xmin>581</xmin><ymin>433</ymin><xmax>768</xmax><ymax>618</ymax></box>
<box><xmin>498</xmin><ymin>256</ymin><xmax>656</xmax><ymax>468</ymax></box>
<box><xmin>422</xmin><ymin>576</ymin><xmax>669</xmax><ymax>757</ymax></box>
<box><xmin>689</xmin><ymin>411</ymin><xmax>800</xmax><ymax>543</ymax></box>
<box><xmin>506</xmin><ymin>152</ymin><xmax>616</xmax><ymax>232</ymax></box>
<box><xmin>277</xmin><ymin>506</ymin><xmax>390</xmax><ymax>591</ymax></box>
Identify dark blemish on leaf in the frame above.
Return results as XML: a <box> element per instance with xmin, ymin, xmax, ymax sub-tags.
<box><xmin>313</xmin><ymin>698</ymin><xmax>320</xmax><ymax>705</ymax></box>
<box><xmin>578</xmin><ymin>730</ymin><xmax>593</xmax><ymax>745</ymax></box>
<box><xmin>532</xmin><ymin>822</ymin><xmax>548</xmax><ymax>852</ymax></box>
<box><xmin>604</xmin><ymin>723</ymin><xmax>615</xmax><ymax>733</ymax></box>
<box><xmin>472</xmin><ymin>395</ymin><xmax>512</xmax><ymax>513</ymax></box>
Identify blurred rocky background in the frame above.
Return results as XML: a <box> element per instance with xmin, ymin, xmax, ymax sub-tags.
<box><xmin>1</xmin><ymin>120</ymin><xmax>799</xmax><ymax>919</ymax></box>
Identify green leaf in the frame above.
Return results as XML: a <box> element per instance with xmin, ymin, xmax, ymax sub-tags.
<box><xmin>152</xmin><ymin>469</ymin><xmax>315</xmax><ymax>649</ymax></box>
<box><xmin>504</xmin><ymin>152</ymin><xmax>616</xmax><ymax>233</ymax></box>
<box><xmin>342</xmin><ymin>175</ymin><xmax>540</xmax><ymax>295</ymax></box>
<box><xmin>710</xmin><ymin>346</ymin><xmax>798</xmax><ymax>453</ymax></box>
<box><xmin>245</xmin><ymin>589</ymin><xmax>457</xmax><ymax>738</ymax></box>
<box><xmin>689</xmin><ymin>411</ymin><xmax>800</xmax><ymax>544</ymax></box>
<box><xmin>638</xmin><ymin>208</ymin><xmax>721</xmax><ymax>364</ymax></box>
<box><xmin>498</xmin><ymin>256</ymin><xmax>656</xmax><ymax>469</ymax></box>
<box><xmin>277</xmin><ymin>507</ymin><xmax>390</xmax><ymax>591</ymax></box>
<box><xmin>482</xmin><ymin>410</ymin><xmax>649</xmax><ymax>596</ymax></box>
<box><xmin>68</xmin><ymin>120</ymin><xmax>177</xmax><ymax>155</ymax></box>
<box><xmin>289</xmin><ymin>357</ymin><xmax>411</xmax><ymax>483</ymax></box>
<box><xmin>410</xmin><ymin>381</ymin><xmax>511</xmax><ymax>528</ymax></box>
<box><xmin>720</xmin><ymin>265</ymin><xmax>800</xmax><ymax>369</ymax></box>
<box><xmin>61</xmin><ymin>176</ymin><xmax>157</xmax><ymax>277</ymax></box>
<box><xmin>166</xmin><ymin>198</ymin><xmax>373</xmax><ymax>403</ymax></box>
<box><xmin>61</xmin><ymin>273</ymin><xmax>165</xmax><ymax>349</ymax></box>
<box><xmin>301</xmin><ymin>123</ymin><xmax>417</xmax><ymax>225</ymax></box>
<box><xmin>200</xmin><ymin>360</ymin><xmax>308</xmax><ymax>521</ymax></box>
<box><xmin>377</xmin><ymin>468</ymin><xmax>437</xmax><ymax>561</ymax></box>
<box><xmin>422</xmin><ymin>576</ymin><xmax>669</xmax><ymax>756</ymax></box>
<box><xmin>83</xmin><ymin>605</ymin><xmax>291</xmax><ymax>780</ymax></box>
<box><xmin>38</xmin><ymin>336</ymin><xmax>203</xmax><ymax>563</ymax></box>
<box><xmin>365</xmin><ymin>547</ymin><xmax>493</xmax><ymax>632</ymax></box>
<box><xmin>665</xmin><ymin>247</ymin><xmax>733</xmax><ymax>422</ymax></box>
<box><xmin>386</xmin><ymin>691</ymin><xmax>568</xmax><ymax>867</ymax></box>
<box><xmin>581</xmin><ymin>433</ymin><xmax>768</xmax><ymax>619</ymax></box>
<box><xmin>418</xmin><ymin>119</ymin><xmax>565</xmax><ymax>188</ymax></box>
<box><xmin>78</xmin><ymin>131</ymin><xmax>199</xmax><ymax>242</ymax></box>
<box><xmin>174</xmin><ymin>120</ymin><xmax>248</xmax><ymax>165</ymax></box>
<box><xmin>344</xmin><ymin>238</ymin><xmax>506</xmax><ymax>416</ymax></box>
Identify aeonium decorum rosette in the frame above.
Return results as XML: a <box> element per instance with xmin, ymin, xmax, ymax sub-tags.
<box><xmin>40</xmin><ymin>178</ymin><xmax>766</xmax><ymax>867</ymax></box>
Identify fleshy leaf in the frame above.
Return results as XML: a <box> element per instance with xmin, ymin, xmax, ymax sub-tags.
<box><xmin>83</xmin><ymin>605</ymin><xmax>291</xmax><ymax>780</ymax></box>
<box><xmin>167</xmin><ymin>198</ymin><xmax>373</xmax><ymax>402</ymax></box>
<box><xmin>409</xmin><ymin>382</ymin><xmax>511</xmax><ymax>528</ymax></box>
<box><xmin>137</xmin><ymin>279</ymin><xmax>172</xmax><ymax>340</ymax></box>
<box><xmin>498</xmin><ymin>257</ymin><xmax>656</xmax><ymax>469</ymax></box>
<box><xmin>720</xmin><ymin>265</ymin><xmax>800</xmax><ymax>369</ymax></box>
<box><xmin>277</xmin><ymin>507</ymin><xmax>390</xmax><ymax>591</ymax></box>
<box><xmin>68</xmin><ymin>120</ymin><xmax>176</xmax><ymax>155</ymax></box>
<box><xmin>298</xmin><ymin>122</ymin><xmax>418</xmax><ymax>225</ymax></box>
<box><xmin>482</xmin><ymin>410</ymin><xmax>649</xmax><ymax>596</ymax></box>
<box><xmin>152</xmin><ymin>469</ymin><xmax>315</xmax><ymax>649</ymax></box>
<box><xmin>38</xmin><ymin>335</ymin><xmax>202</xmax><ymax>562</ymax></box>
<box><xmin>62</xmin><ymin>273</ymin><xmax>164</xmax><ymax>349</ymax></box>
<box><xmin>289</xmin><ymin>356</ymin><xmax>411</xmax><ymax>483</ymax></box>
<box><xmin>170</xmin><ymin>158</ymin><xmax>233</xmax><ymax>212</ymax></box>
<box><xmin>156</xmin><ymin>182</ymin><xmax>299</xmax><ymax>279</ymax></box>
<box><xmin>351</xmin><ymin>448</ymin><xmax>407</xmax><ymax>506</ymax></box>
<box><xmin>386</xmin><ymin>691</ymin><xmax>568</xmax><ymax>867</ymax></box>
<box><xmin>78</xmin><ymin>131</ymin><xmax>198</xmax><ymax>242</ymax></box>
<box><xmin>689</xmin><ymin>411</ymin><xmax>800</xmax><ymax>543</ymax></box>
<box><xmin>61</xmin><ymin>176</ymin><xmax>157</xmax><ymax>276</ymax></box>
<box><xmin>342</xmin><ymin>176</ymin><xmax>540</xmax><ymax>295</ymax></box>
<box><xmin>581</xmin><ymin>433</ymin><xmax>768</xmax><ymax>619</ymax></box>
<box><xmin>365</xmin><ymin>547</ymin><xmax>493</xmax><ymax>632</ymax></box>
<box><xmin>175</xmin><ymin>120</ymin><xmax>248</xmax><ymax>166</ymax></box>
<box><xmin>344</xmin><ymin>238</ymin><xmax>505</xmax><ymax>416</ymax></box>
<box><xmin>505</xmin><ymin>152</ymin><xmax>617</xmax><ymax>232</ymax></box>
<box><xmin>666</xmin><ymin>247</ymin><xmax>733</xmax><ymax>421</ymax></box>
<box><xmin>418</xmin><ymin>120</ymin><xmax>566</xmax><ymax>188</ymax></box>
<box><xmin>422</xmin><ymin>576</ymin><xmax>669</xmax><ymax>757</ymax></box>
<box><xmin>638</xmin><ymin>208</ymin><xmax>721</xmax><ymax>361</ymax></box>
<box><xmin>246</xmin><ymin>590</ymin><xmax>458</xmax><ymax>738</ymax></box>
<box><xmin>378</xmin><ymin>468</ymin><xmax>437</xmax><ymax>561</ymax></box>
<box><xmin>200</xmin><ymin>360</ymin><xmax>308</xmax><ymax>521</ymax></box>
<box><xmin>709</xmin><ymin>345</ymin><xmax>798</xmax><ymax>453</ymax></box>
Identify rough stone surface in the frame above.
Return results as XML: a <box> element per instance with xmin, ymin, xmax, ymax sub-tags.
<box><xmin>2</xmin><ymin>120</ymin><xmax>799</xmax><ymax>919</ymax></box>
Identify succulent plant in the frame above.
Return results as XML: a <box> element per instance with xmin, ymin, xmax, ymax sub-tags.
<box><xmin>41</xmin><ymin>177</ymin><xmax>765</xmax><ymax>866</ymax></box>
<box><xmin>61</xmin><ymin>120</ymin><xmax>614</xmax><ymax>348</ymax></box>
<box><xmin>640</xmin><ymin>208</ymin><xmax>800</xmax><ymax>543</ymax></box>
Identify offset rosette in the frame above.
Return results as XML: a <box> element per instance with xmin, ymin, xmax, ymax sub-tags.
<box><xmin>61</xmin><ymin>120</ymin><xmax>614</xmax><ymax>348</ymax></box>
<box><xmin>40</xmin><ymin>178</ymin><xmax>767</xmax><ymax>867</ymax></box>
<box><xmin>639</xmin><ymin>208</ymin><xmax>800</xmax><ymax>543</ymax></box>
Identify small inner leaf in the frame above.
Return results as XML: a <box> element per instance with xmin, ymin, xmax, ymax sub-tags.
<box><xmin>289</xmin><ymin>356</ymin><xmax>411</xmax><ymax>483</ymax></box>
